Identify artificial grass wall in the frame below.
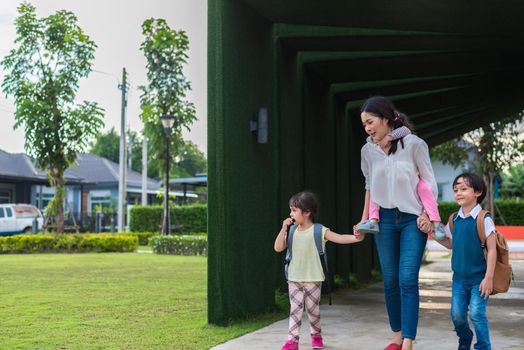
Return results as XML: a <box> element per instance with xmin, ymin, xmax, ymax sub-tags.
<box><xmin>208</xmin><ymin>0</ymin><xmax>278</xmax><ymax>325</ymax></box>
<box><xmin>208</xmin><ymin>0</ymin><xmax>376</xmax><ymax>325</ymax></box>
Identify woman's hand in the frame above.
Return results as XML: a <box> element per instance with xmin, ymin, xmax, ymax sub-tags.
<box><xmin>417</xmin><ymin>212</ymin><xmax>433</xmax><ymax>234</ymax></box>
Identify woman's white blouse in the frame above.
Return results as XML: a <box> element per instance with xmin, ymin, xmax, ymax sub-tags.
<box><xmin>361</xmin><ymin>134</ymin><xmax>438</xmax><ymax>216</ymax></box>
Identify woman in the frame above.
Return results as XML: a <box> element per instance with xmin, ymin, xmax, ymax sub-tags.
<box><xmin>355</xmin><ymin>96</ymin><xmax>435</xmax><ymax>350</ymax></box>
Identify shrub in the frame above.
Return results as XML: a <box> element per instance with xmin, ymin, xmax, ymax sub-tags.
<box><xmin>120</xmin><ymin>232</ymin><xmax>158</xmax><ymax>245</ymax></box>
<box><xmin>150</xmin><ymin>235</ymin><xmax>207</xmax><ymax>256</ymax></box>
<box><xmin>129</xmin><ymin>204</ymin><xmax>207</xmax><ymax>233</ymax></box>
<box><xmin>438</xmin><ymin>199</ymin><xmax>524</xmax><ymax>225</ymax></box>
<box><xmin>0</xmin><ymin>234</ymin><xmax>138</xmax><ymax>254</ymax></box>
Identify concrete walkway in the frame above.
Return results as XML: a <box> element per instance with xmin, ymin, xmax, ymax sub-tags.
<box><xmin>212</xmin><ymin>251</ymin><xmax>524</xmax><ymax>350</ymax></box>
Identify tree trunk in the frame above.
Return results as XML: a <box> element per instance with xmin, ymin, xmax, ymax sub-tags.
<box><xmin>51</xmin><ymin>173</ymin><xmax>65</xmax><ymax>234</ymax></box>
<box><xmin>485</xmin><ymin>172</ymin><xmax>495</xmax><ymax>220</ymax></box>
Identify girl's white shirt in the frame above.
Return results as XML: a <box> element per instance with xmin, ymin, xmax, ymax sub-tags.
<box><xmin>361</xmin><ymin>134</ymin><xmax>438</xmax><ymax>216</ymax></box>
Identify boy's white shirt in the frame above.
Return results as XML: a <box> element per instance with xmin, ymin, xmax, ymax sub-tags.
<box><xmin>444</xmin><ymin>204</ymin><xmax>495</xmax><ymax>239</ymax></box>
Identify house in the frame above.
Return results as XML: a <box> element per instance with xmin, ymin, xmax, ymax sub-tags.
<box><xmin>431</xmin><ymin>140</ymin><xmax>477</xmax><ymax>202</ymax></box>
<box><xmin>0</xmin><ymin>151</ymin><xmax>162</xmax><ymax>224</ymax></box>
<box><xmin>0</xmin><ymin>150</ymin><xmax>89</xmax><ymax>208</ymax></box>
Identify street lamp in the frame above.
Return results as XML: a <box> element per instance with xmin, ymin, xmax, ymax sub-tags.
<box><xmin>160</xmin><ymin>114</ymin><xmax>176</xmax><ymax>235</ymax></box>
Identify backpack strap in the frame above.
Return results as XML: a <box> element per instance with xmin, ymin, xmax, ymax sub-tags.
<box><xmin>313</xmin><ymin>223</ymin><xmax>332</xmax><ymax>305</ymax></box>
<box><xmin>476</xmin><ymin>210</ymin><xmax>489</xmax><ymax>249</ymax></box>
<box><xmin>313</xmin><ymin>223</ymin><xmax>324</xmax><ymax>256</ymax></box>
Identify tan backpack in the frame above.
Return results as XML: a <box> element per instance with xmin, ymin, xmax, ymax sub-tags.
<box><xmin>448</xmin><ymin>210</ymin><xmax>513</xmax><ymax>295</ymax></box>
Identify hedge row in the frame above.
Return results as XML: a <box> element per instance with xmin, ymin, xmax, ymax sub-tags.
<box><xmin>120</xmin><ymin>232</ymin><xmax>158</xmax><ymax>245</ymax></box>
<box><xmin>150</xmin><ymin>235</ymin><xmax>207</xmax><ymax>256</ymax></box>
<box><xmin>0</xmin><ymin>234</ymin><xmax>138</xmax><ymax>254</ymax></box>
<box><xmin>129</xmin><ymin>204</ymin><xmax>207</xmax><ymax>233</ymax></box>
<box><xmin>438</xmin><ymin>199</ymin><xmax>524</xmax><ymax>225</ymax></box>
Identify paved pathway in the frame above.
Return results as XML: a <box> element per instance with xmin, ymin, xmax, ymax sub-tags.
<box><xmin>211</xmin><ymin>252</ymin><xmax>524</xmax><ymax>350</ymax></box>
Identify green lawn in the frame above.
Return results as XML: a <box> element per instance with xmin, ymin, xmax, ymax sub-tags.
<box><xmin>0</xmin><ymin>253</ymin><xmax>285</xmax><ymax>349</ymax></box>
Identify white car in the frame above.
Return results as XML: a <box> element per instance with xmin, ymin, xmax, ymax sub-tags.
<box><xmin>0</xmin><ymin>204</ymin><xmax>44</xmax><ymax>236</ymax></box>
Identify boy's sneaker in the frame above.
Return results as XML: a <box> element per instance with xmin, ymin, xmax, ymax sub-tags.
<box><xmin>311</xmin><ymin>334</ymin><xmax>324</xmax><ymax>349</ymax></box>
<box><xmin>356</xmin><ymin>220</ymin><xmax>379</xmax><ymax>234</ymax></box>
<box><xmin>281</xmin><ymin>339</ymin><xmax>299</xmax><ymax>350</ymax></box>
<box><xmin>434</xmin><ymin>223</ymin><xmax>446</xmax><ymax>241</ymax></box>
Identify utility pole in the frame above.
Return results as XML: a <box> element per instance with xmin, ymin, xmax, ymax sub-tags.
<box><xmin>117</xmin><ymin>68</ymin><xmax>128</xmax><ymax>232</ymax></box>
<box><xmin>141</xmin><ymin>134</ymin><xmax>148</xmax><ymax>205</ymax></box>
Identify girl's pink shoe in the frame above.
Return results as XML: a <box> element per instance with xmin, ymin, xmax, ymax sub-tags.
<box><xmin>384</xmin><ymin>343</ymin><xmax>402</xmax><ymax>350</ymax></box>
<box><xmin>281</xmin><ymin>339</ymin><xmax>299</xmax><ymax>350</ymax></box>
<box><xmin>311</xmin><ymin>334</ymin><xmax>324</xmax><ymax>349</ymax></box>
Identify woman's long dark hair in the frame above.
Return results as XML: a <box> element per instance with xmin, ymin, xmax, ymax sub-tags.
<box><xmin>360</xmin><ymin>96</ymin><xmax>415</xmax><ymax>154</ymax></box>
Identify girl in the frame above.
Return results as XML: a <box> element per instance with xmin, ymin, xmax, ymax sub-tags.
<box><xmin>355</xmin><ymin>96</ymin><xmax>438</xmax><ymax>350</ymax></box>
<box><xmin>274</xmin><ymin>191</ymin><xmax>363</xmax><ymax>350</ymax></box>
<box><xmin>356</xmin><ymin>126</ymin><xmax>446</xmax><ymax>240</ymax></box>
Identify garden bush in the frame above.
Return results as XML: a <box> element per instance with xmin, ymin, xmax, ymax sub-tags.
<box><xmin>0</xmin><ymin>234</ymin><xmax>138</xmax><ymax>254</ymax></box>
<box><xmin>129</xmin><ymin>204</ymin><xmax>207</xmax><ymax>233</ymax></box>
<box><xmin>120</xmin><ymin>232</ymin><xmax>158</xmax><ymax>245</ymax></box>
<box><xmin>150</xmin><ymin>235</ymin><xmax>207</xmax><ymax>256</ymax></box>
<box><xmin>438</xmin><ymin>199</ymin><xmax>524</xmax><ymax>225</ymax></box>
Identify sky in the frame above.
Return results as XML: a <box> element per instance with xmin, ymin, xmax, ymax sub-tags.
<box><xmin>0</xmin><ymin>0</ymin><xmax>207</xmax><ymax>154</ymax></box>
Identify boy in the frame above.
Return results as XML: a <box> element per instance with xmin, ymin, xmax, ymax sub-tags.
<box><xmin>428</xmin><ymin>173</ymin><xmax>496</xmax><ymax>350</ymax></box>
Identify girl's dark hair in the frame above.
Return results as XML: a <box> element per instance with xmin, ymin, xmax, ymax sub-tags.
<box><xmin>452</xmin><ymin>173</ymin><xmax>487</xmax><ymax>204</ymax></box>
<box><xmin>360</xmin><ymin>96</ymin><xmax>415</xmax><ymax>154</ymax></box>
<box><xmin>289</xmin><ymin>191</ymin><xmax>319</xmax><ymax>222</ymax></box>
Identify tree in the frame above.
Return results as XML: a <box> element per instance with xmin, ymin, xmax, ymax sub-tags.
<box><xmin>90</xmin><ymin>128</ymin><xmax>206</xmax><ymax>179</ymax></box>
<box><xmin>500</xmin><ymin>164</ymin><xmax>524</xmax><ymax>198</ymax></box>
<box><xmin>90</xmin><ymin>127</ymin><xmax>120</xmax><ymax>164</ymax></box>
<box><xmin>1</xmin><ymin>3</ymin><xmax>104</xmax><ymax>233</ymax></box>
<box><xmin>138</xmin><ymin>18</ymin><xmax>196</xmax><ymax>172</ymax></box>
<box><xmin>173</xmin><ymin>140</ymin><xmax>207</xmax><ymax>178</ymax></box>
<box><xmin>431</xmin><ymin>114</ymin><xmax>524</xmax><ymax>216</ymax></box>
<box><xmin>430</xmin><ymin>139</ymin><xmax>470</xmax><ymax>169</ymax></box>
<box><xmin>467</xmin><ymin>116</ymin><xmax>523</xmax><ymax>215</ymax></box>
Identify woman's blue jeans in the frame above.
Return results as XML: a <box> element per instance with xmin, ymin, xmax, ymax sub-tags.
<box><xmin>375</xmin><ymin>208</ymin><xmax>427</xmax><ymax>340</ymax></box>
<box><xmin>451</xmin><ymin>281</ymin><xmax>491</xmax><ymax>350</ymax></box>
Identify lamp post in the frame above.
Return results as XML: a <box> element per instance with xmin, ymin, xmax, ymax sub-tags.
<box><xmin>160</xmin><ymin>114</ymin><xmax>176</xmax><ymax>235</ymax></box>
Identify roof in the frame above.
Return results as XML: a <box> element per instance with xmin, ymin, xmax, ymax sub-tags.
<box><xmin>0</xmin><ymin>150</ymin><xmax>87</xmax><ymax>184</ymax></box>
<box><xmin>168</xmin><ymin>174</ymin><xmax>207</xmax><ymax>187</ymax></box>
<box><xmin>0</xmin><ymin>151</ymin><xmax>158</xmax><ymax>188</ymax></box>
<box><xmin>67</xmin><ymin>153</ymin><xmax>159</xmax><ymax>189</ymax></box>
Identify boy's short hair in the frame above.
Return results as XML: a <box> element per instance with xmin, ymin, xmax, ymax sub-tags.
<box><xmin>289</xmin><ymin>191</ymin><xmax>319</xmax><ymax>222</ymax></box>
<box><xmin>452</xmin><ymin>173</ymin><xmax>487</xmax><ymax>203</ymax></box>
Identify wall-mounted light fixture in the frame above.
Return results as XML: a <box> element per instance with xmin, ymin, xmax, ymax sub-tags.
<box><xmin>249</xmin><ymin>107</ymin><xmax>268</xmax><ymax>144</ymax></box>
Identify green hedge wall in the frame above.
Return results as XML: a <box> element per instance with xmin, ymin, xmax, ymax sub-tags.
<box><xmin>438</xmin><ymin>200</ymin><xmax>524</xmax><ymax>225</ymax></box>
<box><xmin>0</xmin><ymin>234</ymin><xmax>138</xmax><ymax>253</ymax></box>
<box><xmin>129</xmin><ymin>204</ymin><xmax>207</xmax><ymax>233</ymax></box>
<box><xmin>150</xmin><ymin>235</ymin><xmax>207</xmax><ymax>256</ymax></box>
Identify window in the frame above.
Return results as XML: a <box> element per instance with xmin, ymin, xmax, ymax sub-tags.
<box><xmin>5</xmin><ymin>207</ymin><xmax>13</xmax><ymax>217</ymax></box>
<box><xmin>36</xmin><ymin>193</ymin><xmax>54</xmax><ymax>210</ymax></box>
<box><xmin>90</xmin><ymin>196</ymin><xmax>113</xmax><ymax>212</ymax></box>
<box><xmin>0</xmin><ymin>208</ymin><xmax>4</xmax><ymax>218</ymax></box>
<box><xmin>0</xmin><ymin>190</ymin><xmax>12</xmax><ymax>204</ymax></box>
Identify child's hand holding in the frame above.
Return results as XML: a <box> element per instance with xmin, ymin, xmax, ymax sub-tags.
<box><xmin>353</xmin><ymin>223</ymin><xmax>366</xmax><ymax>240</ymax></box>
<box><xmin>479</xmin><ymin>277</ymin><xmax>493</xmax><ymax>298</ymax></box>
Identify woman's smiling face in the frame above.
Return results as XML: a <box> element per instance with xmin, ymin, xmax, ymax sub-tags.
<box><xmin>361</xmin><ymin>112</ymin><xmax>391</xmax><ymax>142</ymax></box>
